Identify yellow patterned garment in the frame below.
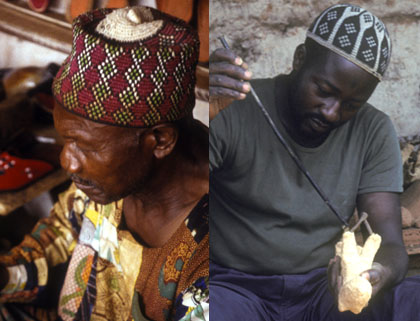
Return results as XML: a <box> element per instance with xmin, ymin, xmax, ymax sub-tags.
<box><xmin>0</xmin><ymin>184</ymin><xmax>209</xmax><ymax>321</ymax></box>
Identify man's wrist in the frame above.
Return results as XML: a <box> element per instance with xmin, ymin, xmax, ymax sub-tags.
<box><xmin>209</xmin><ymin>102</ymin><xmax>220</xmax><ymax>121</ymax></box>
<box><xmin>0</xmin><ymin>264</ymin><xmax>9</xmax><ymax>291</ymax></box>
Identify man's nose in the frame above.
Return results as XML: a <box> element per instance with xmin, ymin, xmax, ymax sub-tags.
<box><xmin>320</xmin><ymin>99</ymin><xmax>341</xmax><ymax>124</ymax></box>
<box><xmin>60</xmin><ymin>143</ymin><xmax>82</xmax><ymax>174</ymax></box>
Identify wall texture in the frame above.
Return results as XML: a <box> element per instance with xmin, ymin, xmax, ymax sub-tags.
<box><xmin>210</xmin><ymin>0</ymin><xmax>420</xmax><ymax>137</ymax></box>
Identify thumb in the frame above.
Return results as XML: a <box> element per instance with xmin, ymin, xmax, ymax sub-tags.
<box><xmin>361</xmin><ymin>270</ymin><xmax>380</xmax><ymax>285</ymax></box>
<box><xmin>361</xmin><ymin>263</ymin><xmax>384</xmax><ymax>285</ymax></box>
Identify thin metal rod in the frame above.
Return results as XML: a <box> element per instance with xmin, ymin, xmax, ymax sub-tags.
<box><xmin>218</xmin><ymin>36</ymin><xmax>349</xmax><ymax>228</ymax></box>
<box><xmin>350</xmin><ymin>212</ymin><xmax>368</xmax><ymax>232</ymax></box>
<box><xmin>363</xmin><ymin>217</ymin><xmax>374</xmax><ymax>235</ymax></box>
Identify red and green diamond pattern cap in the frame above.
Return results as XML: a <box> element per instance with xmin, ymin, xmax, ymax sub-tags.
<box><xmin>53</xmin><ymin>6</ymin><xmax>199</xmax><ymax>127</ymax></box>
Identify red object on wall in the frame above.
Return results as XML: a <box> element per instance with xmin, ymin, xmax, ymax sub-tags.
<box><xmin>28</xmin><ymin>0</ymin><xmax>50</xmax><ymax>12</ymax></box>
<box><xmin>0</xmin><ymin>152</ymin><xmax>53</xmax><ymax>192</ymax></box>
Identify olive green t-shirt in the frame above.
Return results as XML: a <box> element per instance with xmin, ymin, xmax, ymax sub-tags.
<box><xmin>209</xmin><ymin>76</ymin><xmax>403</xmax><ymax>275</ymax></box>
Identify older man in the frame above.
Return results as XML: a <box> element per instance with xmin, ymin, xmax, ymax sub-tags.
<box><xmin>0</xmin><ymin>6</ymin><xmax>208</xmax><ymax>321</ymax></box>
<box><xmin>210</xmin><ymin>4</ymin><xmax>420</xmax><ymax>320</ymax></box>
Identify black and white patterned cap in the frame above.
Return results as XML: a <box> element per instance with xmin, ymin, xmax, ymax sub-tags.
<box><xmin>307</xmin><ymin>4</ymin><xmax>391</xmax><ymax>81</ymax></box>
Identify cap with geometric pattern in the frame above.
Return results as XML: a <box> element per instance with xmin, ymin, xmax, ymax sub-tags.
<box><xmin>53</xmin><ymin>6</ymin><xmax>199</xmax><ymax>127</ymax></box>
<box><xmin>306</xmin><ymin>4</ymin><xmax>391</xmax><ymax>81</ymax></box>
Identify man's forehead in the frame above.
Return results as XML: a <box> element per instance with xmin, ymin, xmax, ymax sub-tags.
<box><xmin>308</xmin><ymin>48</ymin><xmax>378</xmax><ymax>89</ymax></box>
<box><xmin>53</xmin><ymin>102</ymin><xmax>107</xmax><ymax>130</ymax></box>
<box><xmin>53</xmin><ymin>102</ymin><xmax>135</xmax><ymax>142</ymax></box>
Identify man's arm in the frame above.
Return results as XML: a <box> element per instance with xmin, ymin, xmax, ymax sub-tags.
<box><xmin>0</xmin><ymin>184</ymin><xmax>82</xmax><ymax>303</ymax></box>
<box><xmin>356</xmin><ymin>191</ymin><xmax>408</xmax><ymax>296</ymax></box>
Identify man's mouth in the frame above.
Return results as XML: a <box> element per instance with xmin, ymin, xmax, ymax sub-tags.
<box><xmin>70</xmin><ymin>175</ymin><xmax>96</xmax><ymax>190</ymax></box>
<box><xmin>74</xmin><ymin>181</ymin><xmax>95</xmax><ymax>191</ymax></box>
<box><xmin>308</xmin><ymin>116</ymin><xmax>331</xmax><ymax>132</ymax></box>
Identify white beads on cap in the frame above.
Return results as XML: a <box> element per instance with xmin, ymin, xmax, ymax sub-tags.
<box><xmin>96</xmin><ymin>6</ymin><xmax>164</xmax><ymax>42</ymax></box>
<box><xmin>127</xmin><ymin>8</ymin><xmax>142</xmax><ymax>24</ymax></box>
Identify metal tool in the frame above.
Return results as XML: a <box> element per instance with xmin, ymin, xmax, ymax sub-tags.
<box><xmin>218</xmin><ymin>36</ymin><xmax>349</xmax><ymax>228</ymax></box>
<box><xmin>350</xmin><ymin>212</ymin><xmax>373</xmax><ymax>235</ymax></box>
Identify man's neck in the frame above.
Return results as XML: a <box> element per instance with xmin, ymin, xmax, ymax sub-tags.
<box><xmin>122</xmin><ymin>153</ymin><xmax>208</xmax><ymax>248</ymax></box>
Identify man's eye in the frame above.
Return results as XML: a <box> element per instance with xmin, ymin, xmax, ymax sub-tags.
<box><xmin>77</xmin><ymin>145</ymin><xmax>92</xmax><ymax>153</ymax></box>
<box><xmin>316</xmin><ymin>85</ymin><xmax>330</xmax><ymax>96</ymax></box>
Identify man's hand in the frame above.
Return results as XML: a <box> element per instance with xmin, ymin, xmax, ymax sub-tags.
<box><xmin>209</xmin><ymin>48</ymin><xmax>252</xmax><ymax>120</ymax></box>
<box><xmin>361</xmin><ymin>262</ymin><xmax>392</xmax><ymax>297</ymax></box>
<box><xmin>328</xmin><ymin>257</ymin><xmax>392</xmax><ymax>302</ymax></box>
<box><xmin>0</xmin><ymin>264</ymin><xmax>8</xmax><ymax>291</ymax></box>
<box><xmin>357</xmin><ymin>193</ymin><xmax>408</xmax><ymax>288</ymax></box>
<box><xmin>327</xmin><ymin>255</ymin><xmax>342</xmax><ymax>302</ymax></box>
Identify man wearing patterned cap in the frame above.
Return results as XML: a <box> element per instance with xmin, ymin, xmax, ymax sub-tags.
<box><xmin>210</xmin><ymin>3</ymin><xmax>419</xmax><ymax>320</ymax></box>
<box><xmin>0</xmin><ymin>6</ymin><xmax>208</xmax><ymax>321</ymax></box>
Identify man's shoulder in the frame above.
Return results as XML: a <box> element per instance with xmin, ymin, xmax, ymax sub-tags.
<box><xmin>357</xmin><ymin>102</ymin><xmax>389</xmax><ymax>119</ymax></box>
<box><xmin>351</xmin><ymin>102</ymin><xmax>393</xmax><ymax>133</ymax></box>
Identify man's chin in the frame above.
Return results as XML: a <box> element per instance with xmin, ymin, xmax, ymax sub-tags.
<box><xmin>86</xmin><ymin>193</ymin><xmax>117</xmax><ymax>205</ymax></box>
<box><xmin>75</xmin><ymin>187</ymin><xmax>115</xmax><ymax>205</ymax></box>
<box><xmin>301</xmin><ymin>122</ymin><xmax>331</xmax><ymax>139</ymax></box>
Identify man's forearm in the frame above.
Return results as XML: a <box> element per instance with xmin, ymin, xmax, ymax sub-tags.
<box><xmin>375</xmin><ymin>242</ymin><xmax>408</xmax><ymax>288</ymax></box>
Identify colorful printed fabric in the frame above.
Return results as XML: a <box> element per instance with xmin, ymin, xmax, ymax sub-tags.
<box><xmin>132</xmin><ymin>195</ymin><xmax>209</xmax><ymax>321</ymax></box>
<box><xmin>0</xmin><ymin>184</ymin><xmax>209</xmax><ymax>321</ymax></box>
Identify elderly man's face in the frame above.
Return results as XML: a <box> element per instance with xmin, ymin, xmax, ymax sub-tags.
<box><xmin>53</xmin><ymin>103</ymin><xmax>152</xmax><ymax>204</ymax></box>
<box><xmin>289</xmin><ymin>48</ymin><xmax>379</xmax><ymax>140</ymax></box>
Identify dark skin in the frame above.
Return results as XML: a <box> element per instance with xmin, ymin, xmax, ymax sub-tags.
<box><xmin>283</xmin><ymin>43</ymin><xmax>378</xmax><ymax>147</ymax></box>
<box><xmin>0</xmin><ymin>104</ymin><xmax>209</xmax><ymax>291</ymax></box>
<box><xmin>53</xmin><ymin>103</ymin><xmax>208</xmax><ymax>248</ymax></box>
<box><xmin>210</xmin><ymin>42</ymin><xmax>408</xmax><ymax>302</ymax></box>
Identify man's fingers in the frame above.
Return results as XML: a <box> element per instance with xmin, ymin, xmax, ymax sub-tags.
<box><xmin>210</xmin><ymin>74</ymin><xmax>250</xmax><ymax>94</ymax></box>
<box><xmin>361</xmin><ymin>263</ymin><xmax>386</xmax><ymax>285</ymax></box>
<box><xmin>209</xmin><ymin>86</ymin><xmax>247</xmax><ymax>101</ymax></box>
<box><xmin>327</xmin><ymin>256</ymin><xmax>342</xmax><ymax>300</ymax></box>
<box><xmin>209</xmin><ymin>48</ymin><xmax>251</xmax><ymax>115</ymax></box>
<box><xmin>362</xmin><ymin>270</ymin><xmax>381</xmax><ymax>297</ymax></box>
<box><xmin>210</xmin><ymin>48</ymin><xmax>243</xmax><ymax>65</ymax></box>
<box><xmin>210</xmin><ymin>61</ymin><xmax>252</xmax><ymax>81</ymax></box>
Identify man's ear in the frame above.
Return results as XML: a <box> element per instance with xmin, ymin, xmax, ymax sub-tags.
<box><xmin>141</xmin><ymin>124</ymin><xmax>178</xmax><ymax>159</ymax></box>
<box><xmin>293</xmin><ymin>43</ymin><xmax>307</xmax><ymax>72</ymax></box>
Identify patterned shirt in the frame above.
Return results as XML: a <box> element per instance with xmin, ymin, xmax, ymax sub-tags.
<box><xmin>0</xmin><ymin>184</ymin><xmax>209</xmax><ymax>321</ymax></box>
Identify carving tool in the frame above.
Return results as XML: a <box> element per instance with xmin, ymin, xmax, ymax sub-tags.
<box><xmin>350</xmin><ymin>212</ymin><xmax>373</xmax><ymax>235</ymax></box>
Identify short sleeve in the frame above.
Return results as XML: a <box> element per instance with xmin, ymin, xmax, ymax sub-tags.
<box><xmin>358</xmin><ymin>113</ymin><xmax>403</xmax><ymax>194</ymax></box>
<box><xmin>209</xmin><ymin>104</ymin><xmax>238</xmax><ymax>173</ymax></box>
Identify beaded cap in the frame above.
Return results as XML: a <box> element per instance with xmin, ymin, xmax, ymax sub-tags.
<box><xmin>307</xmin><ymin>4</ymin><xmax>391</xmax><ymax>81</ymax></box>
<box><xmin>53</xmin><ymin>6</ymin><xmax>199</xmax><ymax>127</ymax></box>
